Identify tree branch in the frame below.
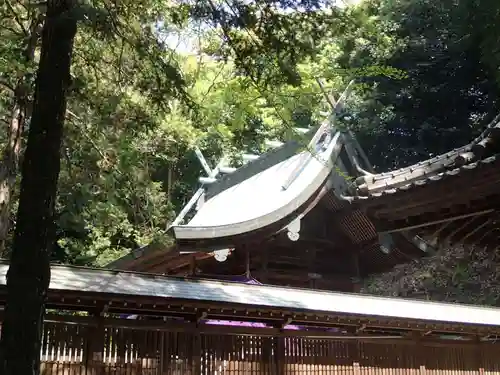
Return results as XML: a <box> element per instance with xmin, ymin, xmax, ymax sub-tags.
<box><xmin>66</xmin><ymin>110</ymin><xmax>124</xmax><ymax>175</ymax></box>
<box><xmin>0</xmin><ymin>79</ymin><xmax>15</xmax><ymax>92</ymax></box>
<box><xmin>5</xmin><ymin>0</ymin><xmax>28</xmax><ymax>35</ymax></box>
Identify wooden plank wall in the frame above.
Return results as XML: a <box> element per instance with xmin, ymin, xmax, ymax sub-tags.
<box><xmin>6</xmin><ymin>321</ymin><xmax>499</xmax><ymax>375</ymax></box>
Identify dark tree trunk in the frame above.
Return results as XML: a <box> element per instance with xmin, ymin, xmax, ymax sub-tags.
<box><xmin>0</xmin><ymin>1</ymin><xmax>77</xmax><ymax>374</ymax></box>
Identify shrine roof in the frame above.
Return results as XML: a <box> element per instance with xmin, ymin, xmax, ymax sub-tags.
<box><xmin>1</xmin><ymin>261</ymin><xmax>499</xmax><ymax>333</ymax></box>
<box><xmin>170</xmin><ymin>123</ymin><xmax>346</xmax><ymax>249</ymax></box>
<box><xmin>351</xmin><ymin>120</ymin><xmax>500</xmax><ymax>200</ymax></box>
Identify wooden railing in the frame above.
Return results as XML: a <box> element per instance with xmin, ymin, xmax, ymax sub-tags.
<box><xmin>2</xmin><ymin>318</ymin><xmax>493</xmax><ymax>375</ymax></box>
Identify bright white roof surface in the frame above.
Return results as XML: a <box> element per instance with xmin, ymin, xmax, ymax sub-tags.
<box><xmin>173</xmin><ymin>132</ymin><xmax>342</xmax><ymax>239</ymax></box>
<box><xmin>189</xmin><ymin>152</ymin><xmax>318</xmax><ymax>227</ymax></box>
<box><xmin>1</xmin><ymin>262</ymin><xmax>499</xmax><ymax>328</ymax></box>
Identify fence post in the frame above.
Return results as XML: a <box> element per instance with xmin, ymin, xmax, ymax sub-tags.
<box><xmin>476</xmin><ymin>337</ymin><xmax>484</xmax><ymax>375</ymax></box>
<box><xmin>275</xmin><ymin>336</ymin><xmax>285</xmax><ymax>375</ymax></box>
<box><xmin>417</xmin><ymin>338</ymin><xmax>426</xmax><ymax>375</ymax></box>
<box><xmin>193</xmin><ymin>333</ymin><xmax>202</xmax><ymax>375</ymax></box>
<box><xmin>85</xmin><ymin>315</ymin><xmax>105</xmax><ymax>375</ymax></box>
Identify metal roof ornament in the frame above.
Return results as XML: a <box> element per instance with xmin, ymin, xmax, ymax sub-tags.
<box><xmin>286</xmin><ymin>217</ymin><xmax>302</xmax><ymax>241</ymax></box>
<box><xmin>214</xmin><ymin>248</ymin><xmax>231</xmax><ymax>262</ymax></box>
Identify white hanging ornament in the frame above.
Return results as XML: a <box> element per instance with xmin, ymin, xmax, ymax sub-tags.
<box><xmin>214</xmin><ymin>248</ymin><xmax>231</xmax><ymax>262</ymax></box>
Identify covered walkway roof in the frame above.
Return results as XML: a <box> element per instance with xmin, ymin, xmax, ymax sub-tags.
<box><xmin>1</xmin><ymin>261</ymin><xmax>500</xmax><ymax>337</ymax></box>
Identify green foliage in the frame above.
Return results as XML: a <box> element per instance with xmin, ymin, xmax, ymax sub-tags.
<box><xmin>362</xmin><ymin>246</ymin><xmax>500</xmax><ymax>306</ymax></box>
<box><xmin>337</xmin><ymin>0</ymin><xmax>500</xmax><ymax>171</ymax></box>
<box><xmin>47</xmin><ymin>2</ymin><xmax>361</xmax><ymax>265</ymax></box>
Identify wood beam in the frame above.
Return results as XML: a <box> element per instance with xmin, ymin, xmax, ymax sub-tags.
<box><xmin>429</xmin><ymin>221</ymin><xmax>453</xmax><ymax>239</ymax></box>
<box><xmin>146</xmin><ymin>253</ymin><xmax>213</xmax><ymax>274</ymax></box>
<box><xmin>378</xmin><ymin>209</ymin><xmax>494</xmax><ymax>235</ymax></box>
<box><xmin>373</xmin><ymin>185</ymin><xmax>500</xmax><ymax>219</ymax></box>
<box><xmin>251</xmin><ymin>269</ymin><xmax>353</xmax><ymax>284</ymax></box>
<box><xmin>35</xmin><ymin>313</ymin><xmax>494</xmax><ymax>347</ymax></box>
<box><xmin>475</xmin><ymin>229</ymin><xmax>499</xmax><ymax>247</ymax></box>
<box><xmin>456</xmin><ymin>218</ymin><xmax>493</xmax><ymax>244</ymax></box>
<box><xmin>440</xmin><ymin>216</ymin><xmax>481</xmax><ymax>245</ymax></box>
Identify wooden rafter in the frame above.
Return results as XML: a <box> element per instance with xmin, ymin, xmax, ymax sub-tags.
<box><xmin>379</xmin><ymin>209</ymin><xmax>494</xmax><ymax>235</ymax></box>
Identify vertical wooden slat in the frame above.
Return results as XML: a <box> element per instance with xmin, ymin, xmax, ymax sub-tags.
<box><xmin>54</xmin><ymin>322</ymin><xmax>61</xmax><ymax>375</ymax></box>
<box><xmin>476</xmin><ymin>340</ymin><xmax>484</xmax><ymax>375</ymax></box>
<box><xmin>418</xmin><ymin>342</ymin><xmax>426</xmax><ymax>375</ymax></box>
<box><xmin>41</xmin><ymin>321</ymin><xmax>49</xmax><ymax>363</ymax></box>
<box><xmin>66</xmin><ymin>323</ymin><xmax>74</xmax><ymax>375</ymax></box>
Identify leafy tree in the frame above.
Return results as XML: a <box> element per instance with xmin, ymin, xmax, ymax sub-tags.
<box><xmin>337</xmin><ymin>0</ymin><xmax>500</xmax><ymax>171</ymax></box>
<box><xmin>2</xmin><ymin>0</ymin><xmax>498</xmax><ymax>370</ymax></box>
<box><xmin>0</xmin><ymin>0</ymin><xmax>42</xmax><ymax>255</ymax></box>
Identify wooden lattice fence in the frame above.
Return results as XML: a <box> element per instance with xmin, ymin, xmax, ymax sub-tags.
<box><xmin>2</xmin><ymin>320</ymin><xmax>500</xmax><ymax>375</ymax></box>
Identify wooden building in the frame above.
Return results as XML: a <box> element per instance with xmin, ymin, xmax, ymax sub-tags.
<box><xmin>108</xmin><ymin>108</ymin><xmax>430</xmax><ymax>291</ymax></box>
<box><xmin>347</xmin><ymin>120</ymin><xmax>500</xmax><ymax>250</ymax></box>
<box><xmin>108</xmin><ymin>89</ymin><xmax>500</xmax><ymax>291</ymax></box>
<box><xmin>1</xmin><ymin>262</ymin><xmax>500</xmax><ymax>375</ymax></box>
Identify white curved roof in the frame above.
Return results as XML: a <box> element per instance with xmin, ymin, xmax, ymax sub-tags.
<box><xmin>173</xmin><ymin>131</ymin><xmax>342</xmax><ymax>240</ymax></box>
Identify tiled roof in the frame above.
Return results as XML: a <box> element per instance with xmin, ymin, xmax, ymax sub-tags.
<box><xmin>352</xmin><ymin>155</ymin><xmax>499</xmax><ymax>200</ymax></box>
<box><xmin>352</xmin><ymin>120</ymin><xmax>500</xmax><ymax>199</ymax></box>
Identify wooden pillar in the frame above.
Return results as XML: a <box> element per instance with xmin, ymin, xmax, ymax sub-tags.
<box><xmin>159</xmin><ymin>331</ymin><xmax>165</xmax><ymax>375</ymax></box>
<box><xmin>85</xmin><ymin>315</ymin><xmax>105</xmax><ymax>375</ymax></box>
<box><xmin>475</xmin><ymin>337</ymin><xmax>484</xmax><ymax>375</ymax></box>
<box><xmin>352</xmin><ymin>282</ymin><xmax>361</xmax><ymax>293</ymax></box>
<box><xmin>260</xmin><ymin>247</ymin><xmax>269</xmax><ymax>283</ymax></box>
<box><xmin>307</xmin><ymin>249</ymin><xmax>317</xmax><ymax>288</ymax></box>
<box><xmin>414</xmin><ymin>333</ymin><xmax>426</xmax><ymax>375</ymax></box>
<box><xmin>193</xmin><ymin>332</ymin><xmax>202</xmax><ymax>375</ymax></box>
<box><xmin>261</xmin><ymin>335</ymin><xmax>273</xmax><ymax>374</ymax></box>
<box><xmin>351</xmin><ymin>252</ymin><xmax>361</xmax><ymax>292</ymax></box>
<box><xmin>189</xmin><ymin>255</ymin><xmax>197</xmax><ymax>276</ymax></box>
<box><xmin>245</xmin><ymin>248</ymin><xmax>251</xmax><ymax>279</ymax></box>
<box><xmin>275</xmin><ymin>336</ymin><xmax>285</xmax><ymax>375</ymax></box>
